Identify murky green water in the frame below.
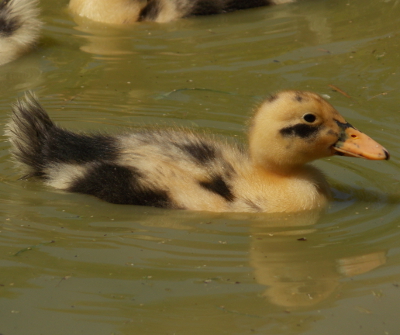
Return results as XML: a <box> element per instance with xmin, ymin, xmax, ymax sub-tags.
<box><xmin>1</xmin><ymin>0</ymin><xmax>400</xmax><ymax>334</ymax></box>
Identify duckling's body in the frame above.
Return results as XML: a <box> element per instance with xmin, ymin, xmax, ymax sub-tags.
<box><xmin>69</xmin><ymin>0</ymin><xmax>295</xmax><ymax>25</ymax></box>
<box><xmin>6</xmin><ymin>91</ymin><xmax>389</xmax><ymax>213</ymax></box>
<box><xmin>0</xmin><ymin>0</ymin><xmax>42</xmax><ymax>66</ymax></box>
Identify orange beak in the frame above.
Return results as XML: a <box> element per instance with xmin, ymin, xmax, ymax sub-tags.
<box><xmin>333</xmin><ymin>121</ymin><xmax>390</xmax><ymax>160</ymax></box>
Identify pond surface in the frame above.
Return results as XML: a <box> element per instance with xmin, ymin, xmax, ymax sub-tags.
<box><xmin>1</xmin><ymin>0</ymin><xmax>400</xmax><ymax>334</ymax></box>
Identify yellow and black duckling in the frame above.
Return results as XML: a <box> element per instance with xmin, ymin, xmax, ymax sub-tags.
<box><xmin>0</xmin><ymin>0</ymin><xmax>42</xmax><ymax>66</ymax></box>
<box><xmin>69</xmin><ymin>0</ymin><xmax>295</xmax><ymax>25</ymax></box>
<box><xmin>6</xmin><ymin>90</ymin><xmax>389</xmax><ymax>213</ymax></box>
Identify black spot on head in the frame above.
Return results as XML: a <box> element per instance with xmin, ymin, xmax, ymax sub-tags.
<box><xmin>267</xmin><ymin>94</ymin><xmax>278</xmax><ymax>102</ymax></box>
<box><xmin>199</xmin><ymin>175</ymin><xmax>235</xmax><ymax>202</ymax></box>
<box><xmin>68</xmin><ymin>163</ymin><xmax>177</xmax><ymax>208</ymax></box>
<box><xmin>280</xmin><ymin>124</ymin><xmax>320</xmax><ymax>139</ymax></box>
<box><xmin>295</xmin><ymin>94</ymin><xmax>303</xmax><ymax>102</ymax></box>
<box><xmin>178</xmin><ymin>141</ymin><xmax>216</xmax><ymax>164</ymax></box>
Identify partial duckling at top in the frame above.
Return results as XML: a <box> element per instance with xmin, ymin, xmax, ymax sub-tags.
<box><xmin>0</xmin><ymin>0</ymin><xmax>42</xmax><ymax>66</ymax></box>
<box><xmin>6</xmin><ymin>90</ymin><xmax>389</xmax><ymax>213</ymax></box>
<box><xmin>69</xmin><ymin>0</ymin><xmax>295</xmax><ymax>25</ymax></box>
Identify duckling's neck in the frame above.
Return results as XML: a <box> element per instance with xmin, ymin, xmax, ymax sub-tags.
<box><xmin>252</xmin><ymin>158</ymin><xmax>307</xmax><ymax>177</ymax></box>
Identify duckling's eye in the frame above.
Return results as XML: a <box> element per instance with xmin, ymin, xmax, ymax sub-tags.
<box><xmin>303</xmin><ymin>113</ymin><xmax>316</xmax><ymax>123</ymax></box>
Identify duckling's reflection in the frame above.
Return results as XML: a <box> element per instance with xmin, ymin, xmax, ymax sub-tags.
<box><xmin>248</xmin><ymin>211</ymin><xmax>386</xmax><ymax>307</ymax></box>
<box><xmin>2</xmin><ymin>185</ymin><xmax>389</xmax><ymax>310</ymax></box>
<box><xmin>72</xmin><ymin>16</ymin><xmax>136</xmax><ymax>56</ymax></box>
<box><xmin>71</xmin><ymin>2</ymin><xmax>334</xmax><ymax>58</ymax></box>
<box><xmin>0</xmin><ymin>57</ymin><xmax>43</xmax><ymax>94</ymax></box>
<box><xmin>129</xmin><ymin>206</ymin><xmax>387</xmax><ymax>308</ymax></box>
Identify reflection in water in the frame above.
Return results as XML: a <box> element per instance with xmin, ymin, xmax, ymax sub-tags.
<box><xmin>72</xmin><ymin>15</ymin><xmax>136</xmax><ymax>56</ymax></box>
<box><xmin>88</xmin><ymin>203</ymin><xmax>389</xmax><ymax>309</ymax></box>
<box><xmin>0</xmin><ymin>176</ymin><xmax>394</xmax><ymax>335</ymax></box>
<box><xmin>79</xmin><ymin>35</ymin><xmax>136</xmax><ymax>56</ymax></box>
<box><xmin>0</xmin><ymin>179</ymin><xmax>390</xmax><ymax>312</ymax></box>
<box><xmin>0</xmin><ymin>58</ymin><xmax>43</xmax><ymax>94</ymax></box>
<box><xmin>249</xmin><ymin>211</ymin><xmax>386</xmax><ymax>307</ymax></box>
<box><xmin>71</xmin><ymin>2</ymin><xmax>335</xmax><ymax>58</ymax></box>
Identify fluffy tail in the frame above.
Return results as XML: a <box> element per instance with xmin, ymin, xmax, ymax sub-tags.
<box><xmin>6</xmin><ymin>93</ymin><xmax>119</xmax><ymax>180</ymax></box>
<box><xmin>6</xmin><ymin>92</ymin><xmax>59</xmax><ymax>178</ymax></box>
<box><xmin>0</xmin><ymin>0</ymin><xmax>42</xmax><ymax>65</ymax></box>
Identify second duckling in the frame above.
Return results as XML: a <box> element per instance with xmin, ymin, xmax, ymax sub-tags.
<box><xmin>6</xmin><ymin>90</ymin><xmax>389</xmax><ymax>213</ymax></box>
<box><xmin>69</xmin><ymin>0</ymin><xmax>295</xmax><ymax>25</ymax></box>
<box><xmin>0</xmin><ymin>0</ymin><xmax>42</xmax><ymax>66</ymax></box>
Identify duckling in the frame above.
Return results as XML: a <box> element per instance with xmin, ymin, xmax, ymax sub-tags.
<box><xmin>69</xmin><ymin>0</ymin><xmax>295</xmax><ymax>25</ymax></box>
<box><xmin>0</xmin><ymin>0</ymin><xmax>42</xmax><ymax>66</ymax></box>
<box><xmin>5</xmin><ymin>90</ymin><xmax>389</xmax><ymax>213</ymax></box>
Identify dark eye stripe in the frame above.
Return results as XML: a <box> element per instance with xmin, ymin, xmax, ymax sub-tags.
<box><xmin>280</xmin><ymin>124</ymin><xmax>320</xmax><ymax>139</ymax></box>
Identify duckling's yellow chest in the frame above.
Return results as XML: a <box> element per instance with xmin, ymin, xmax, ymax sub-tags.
<box><xmin>228</xmin><ymin>165</ymin><xmax>331</xmax><ymax>213</ymax></box>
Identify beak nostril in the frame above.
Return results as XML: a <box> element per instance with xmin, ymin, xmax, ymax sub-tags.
<box><xmin>351</xmin><ymin>134</ymin><xmax>358</xmax><ymax>138</ymax></box>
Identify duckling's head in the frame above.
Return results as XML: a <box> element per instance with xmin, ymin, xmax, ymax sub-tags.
<box><xmin>249</xmin><ymin>90</ymin><xmax>389</xmax><ymax>173</ymax></box>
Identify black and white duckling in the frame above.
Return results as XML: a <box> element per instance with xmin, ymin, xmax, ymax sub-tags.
<box><xmin>0</xmin><ymin>0</ymin><xmax>42</xmax><ymax>66</ymax></box>
<box><xmin>69</xmin><ymin>0</ymin><xmax>295</xmax><ymax>25</ymax></box>
<box><xmin>6</xmin><ymin>90</ymin><xmax>389</xmax><ymax>213</ymax></box>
